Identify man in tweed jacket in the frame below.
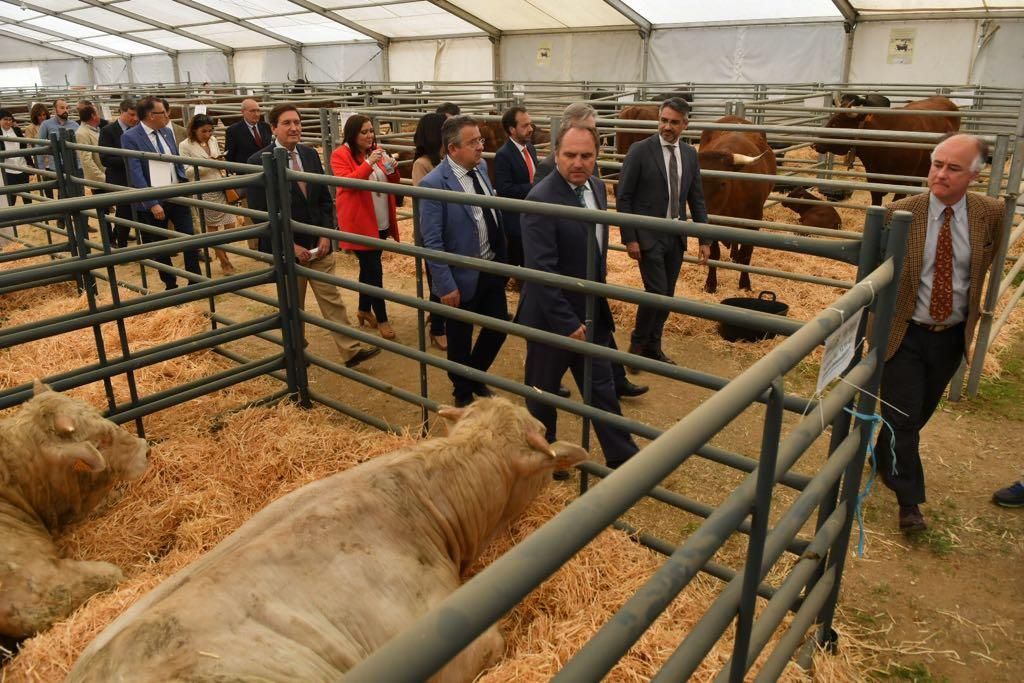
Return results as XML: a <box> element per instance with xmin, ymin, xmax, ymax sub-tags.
<box><xmin>876</xmin><ymin>134</ymin><xmax>1005</xmax><ymax>533</ymax></box>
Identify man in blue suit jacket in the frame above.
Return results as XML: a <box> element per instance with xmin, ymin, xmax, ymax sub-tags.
<box><xmin>494</xmin><ymin>106</ymin><xmax>537</xmax><ymax>287</ymax></box>
<box><xmin>120</xmin><ymin>96</ymin><xmax>200</xmax><ymax>291</ymax></box>
<box><xmin>518</xmin><ymin>123</ymin><xmax>640</xmax><ymax>470</ymax></box>
<box><xmin>419</xmin><ymin>115</ymin><xmax>509</xmax><ymax>407</ymax></box>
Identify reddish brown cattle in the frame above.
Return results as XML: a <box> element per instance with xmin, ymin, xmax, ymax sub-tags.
<box><xmin>615</xmin><ymin>105</ymin><xmax>658</xmax><ymax>157</ymax></box>
<box><xmin>813</xmin><ymin>95</ymin><xmax>960</xmax><ymax>205</ymax></box>
<box><xmin>698</xmin><ymin>116</ymin><xmax>777</xmax><ymax>293</ymax></box>
<box><xmin>781</xmin><ymin>187</ymin><xmax>842</xmax><ymax>230</ymax></box>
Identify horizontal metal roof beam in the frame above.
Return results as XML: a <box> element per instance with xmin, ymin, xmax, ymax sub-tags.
<box><xmin>1</xmin><ymin>0</ymin><xmax>173</xmax><ymax>55</ymax></box>
<box><xmin>286</xmin><ymin>0</ymin><xmax>389</xmax><ymax>45</ymax></box>
<box><xmin>602</xmin><ymin>0</ymin><xmax>652</xmax><ymax>33</ymax></box>
<box><xmin>77</xmin><ymin>0</ymin><xmax>233</xmax><ymax>54</ymax></box>
<box><xmin>424</xmin><ymin>0</ymin><xmax>499</xmax><ymax>37</ymax></box>
<box><xmin>831</xmin><ymin>0</ymin><xmax>858</xmax><ymax>24</ymax></box>
<box><xmin>168</xmin><ymin>0</ymin><xmax>302</xmax><ymax>48</ymax></box>
<box><xmin>857</xmin><ymin>9</ymin><xmax>1024</xmax><ymax>21</ymax></box>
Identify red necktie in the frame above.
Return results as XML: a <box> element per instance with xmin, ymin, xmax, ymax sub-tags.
<box><xmin>930</xmin><ymin>206</ymin><xmax>955</xmax><ymax>322</ymax></box>
<box><xmin>522</xmin><ymin>146</ymin><xmax>534</xmax><ymax>182</ymax></box>
<box><xmin>252</xmin><ymin>125</ymin><xmax>263</xmax><ymax>147</ymax></box>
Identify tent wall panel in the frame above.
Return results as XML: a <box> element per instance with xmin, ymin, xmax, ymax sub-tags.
<box><xmin>499</xmin><ymin>31</ymin><xmax>642</xmax><ymax>82</ymax></box>
<box><xmin>132</xmin><ymin>54</ymin><xmax>175</xmax><ymax>84</ymax></box>
<box><xmin>302</xmin><ymin>43</ymin><xmax>385</xmax><ymax>83</ymax></box>
<box><xmin>234</xmin><ymin>48</ymin><xmax>295</xmax><ymax>84</ymax></box>
<box><xmin>389</xmin><ymin>37</ymin><xmax>493</xmax><ymax>82</ymax></box>
<box><xmin>92</xmin><ymin>58</ymin><xmax>132</xmax><ymax>86</ymax></box>
<box><xmin>648</xmin><ymin>23</ymin><xmax>845</xmax><ymax>83</ymax></box>
<box><xmin>39</xmin><ymin>59</ymin><xmax>93</xmax><ymax>87</ymax></box>
<box><xmin>178</xmin><ymin>52</ymin><xmax>230</xmax><ymax>84</ymax></box>
<box><xmin>0</xmin><ymin>36</ymin><xmax>76</xmax><ymax>62</ymax></box>
<box><xmin>849</xmin><ymin>20</ymin><xmax>975</xmax><ymax>85</ymax></box>
<box><xmin>970</xmin><ymin>19</ymin><xmax>1024</xmax><ymax>89</ymax></box>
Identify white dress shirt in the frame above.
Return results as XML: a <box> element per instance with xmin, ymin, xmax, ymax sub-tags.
<box><xmin>913</xmin><ymin>193</ymin><xmax>971</xmax><ymax>325</ymax></box>
<box><xmin>141</xmin><ymin>122</ymin><xmax>177</xmax><ymax>188</ymax></box>
<box><xmin>661</xmin><ymin>140</ymin><xmax>682</xmax><ymax>219</ymax></box>
<box><xmin>1</xmin><ymin>126</ymin><xmax>29</xmax><ymax>171</ymax></box>
<box><xmin>448</xmin><ymin>158</ymin><xmax>496</xmax><ymax>260</ymax></box>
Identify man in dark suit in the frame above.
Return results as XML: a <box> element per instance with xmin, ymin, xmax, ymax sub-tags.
<box><xmin>419</xmin><ymin>115</ymin><xmax>509</xmax><ymax>407</ymax></box>
<box><xmin>120</xmin><ymin>96</ymin><xmax>200</xmax><ymax>291</ymax></box>
<box><xmin>98</xmin><ymin>98</ymin><xmax>139</xmax><ymax>247</ymax></box>
<box><xmin>224</xmin><ymin>99</ymin><xmax>271</xmax><ymax>167</ymax></box>
<box><xmin>246</xmin><ymin>104</ymin><xmax>379</xmax><ymax>369</ymax></box>
<box><xmin>533</xmin><ymin>102</ymin><xmax>596</xmax><ymax>186</ymax></box>
<box><xmin>617</xmin><ymin>97</ymin><xmax>710</xmax><ymax>366</ymax></box>
<box><xmin>875</xmin><ymin>134</ymin><xmax>1005</xmax><ymax>533</ymax></box>
<box><xmin>518</xmin><ymin>122</ymin><xmax>640</xmax><ymax>472</ymax></box>
<box><xmin>494</xmin><ymin>106</ymin><xmax>537</xmax><ymax>286</ymax></box>
<box><xmin>0</xmin><ymin>109</ymin><xmax>32</xmax><ymax>205</ymax></box>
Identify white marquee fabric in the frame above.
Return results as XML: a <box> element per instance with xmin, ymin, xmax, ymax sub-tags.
<box><xmin>0</xmin><ymin>1</ymin><xmax>1022</xmax><ymax>88</ymax></box>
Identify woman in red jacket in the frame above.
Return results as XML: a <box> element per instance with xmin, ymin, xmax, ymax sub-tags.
<box><xmin>331</xmin><ymin>114</ymin><xmax>401</xmax><ymax>340</ymax></box>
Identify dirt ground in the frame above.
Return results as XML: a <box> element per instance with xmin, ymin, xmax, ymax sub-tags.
<box><xmin>3</xmin><ymin>169</ymin><xmax>1022</xmax><ymax>680</ymax></box>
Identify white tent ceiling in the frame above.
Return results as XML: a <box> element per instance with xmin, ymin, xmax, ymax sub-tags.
<box><xmin>0</xmin><ymin>0</ymin><xmax>1022</xmax><ymax>60</ymax></box>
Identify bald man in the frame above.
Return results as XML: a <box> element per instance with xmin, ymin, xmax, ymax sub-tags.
<box><xmin>224</xmin><ymin>99</ymin><xmax>272</xmax><ymax>167</ymax></box>
<box><xmin>875</xmin><ymin>134</ymin><xmax>1004</xmax><ymax>534</ymax></box>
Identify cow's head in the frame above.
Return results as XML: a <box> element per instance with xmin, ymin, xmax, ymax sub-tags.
<box><xmin>813</xmin><ymin>110</ymin><xmax>867</xmax><ymax>155</ymax></box>
<box><xmin>438</xmin><ymin>398</ymin><xmax>590</xmax><ymax>520</ymax></box>
<box><xmin>696</xmin><ymin>150</ymin><xmax>770</xmax><ymax>215</ymax></box>
<box><xmin>781</xmin><ymin>186</ymin><xmax>817</xmax><ymax>212</ymax></box>
<box><xmin>28</xmin><ymin>381</ymin><xmax>150</xmax><ymax>481</ymax></box>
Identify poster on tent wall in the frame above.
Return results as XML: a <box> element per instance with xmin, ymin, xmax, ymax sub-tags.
<box><xmin>536</xmin><ymin>45</ymin><xmax>551</xmax><ymax>66</ymax></box>
<box><xmin>887</xmin><ymin>29</ymin><xmax>915</xmax><ymax>64</ymax></box>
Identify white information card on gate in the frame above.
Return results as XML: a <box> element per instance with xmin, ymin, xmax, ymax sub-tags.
<box><xmin>816</xmin><ymin>309</ymin><xmax>864</xmax><ymax>395</ymax></box>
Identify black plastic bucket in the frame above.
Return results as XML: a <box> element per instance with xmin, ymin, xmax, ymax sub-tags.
<box><xmin>717</xmin><ymin>291</ymin><xmax>790</xmax><ymax>343</ymax></box>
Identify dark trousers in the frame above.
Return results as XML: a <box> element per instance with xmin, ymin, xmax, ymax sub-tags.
<box><xmin>137</xmin><ymin>202</ymin><xmax>200</xmax><ymax>290</ymax></box>
<box><xmin>631</xmin><ymin>239</ymin><xmax>684</xmax><ymax>351</ymax></box>
<box><xmin>112</xmin><ymin>203</ymin><xmax>133</xmax><ymax>248</ymax></box>
<box><xmin>355</xmin><ymin>248</ymin><xmax>388</xmax><ymax>323</ymax></box>
<box><xmin>506</xmin><ymin>225</ymin><xmax>524</xmax><ymax>269</ymax></box>
<box><xmin>875</xmin><ymin>322</ymin><xmax>965</xmax><ymax>506</ymax></box>
<box><xmin>446</xmin><ymin>272</ymin><xmax>508</xmax><ymax>402</ymax></box>
<box><xmin>1</xmin><ymin>171</ymin><xmax>29</xmax><ymax>205</ymax></box>
<box><xmin>525</xmin><ymin>325</ymin><xmax>639</xmax><ymax>466</ymax></box>
<box><xmin>423</xmin><ymin>266</ymin><xmax>445</xmax><ymax>336</ymax></box>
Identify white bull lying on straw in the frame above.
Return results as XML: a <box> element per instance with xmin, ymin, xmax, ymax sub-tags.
<box><xmin>0</xmin><ymin>382</ymin><xmax>149</xmax><ymax>640</ymax></box>
<box><xmin>69</xmin><ymin>397</ymin><xmax>591</xmax><ymax>682</ymax></box>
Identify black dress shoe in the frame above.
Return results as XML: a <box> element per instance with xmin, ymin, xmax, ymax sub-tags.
<box><xmin>344</xmin><ymin>346</ymin><xmax>381</xmax><ymax>368</ymax></box>
<box><xmin>898</xmin><ymin>504</ymin><xmax>927</xmax><ymax>533</ymax></box>
<box><xmin>644</xmin><ymin>348</ymin><xmax>675</xmax><ymax>365</ymax></box>
<box><xmin>552</xmin><ymin>469</ymin><xmax>571</xmax><ymax>481</ymax></box>
<box><xmin>473</xmin><ymin>384</ymin><xmax>495</xmax><ymax>398</ymax></box>
<box><xmin>555</xmin><ymin>385</ymin><xmax>571</xmax><ymax>398</ymax></box>
<box><xmin>616</xmin><ymin>380</ymin><xmax>649</xmax><ymax>398</ymax></box>
<box><xmin>453</xmin><ymin>394</ymin><xmax>474</xmax><ymax>408</ymax></box>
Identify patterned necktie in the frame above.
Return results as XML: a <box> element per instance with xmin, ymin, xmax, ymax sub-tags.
<box><xmin>930</xmin><ymin>206</ymin><xmax>955</xmax><ymax>322</ymax></box>
<box><xmin>666</xmin><ymin>144</ymin><xmax>680</xmax><ymax>219</ymax></box>
<box><xmin>252</xmin><ymin>125</ymin><xmax>263</xmax><ymax>147</ymax></box>
<box><xmin>573</xmin><ymin>184</ymin><xmax>586</xmax><ymax>208</ymax></box>
<box><xmin>290</xmin><ymin>151</ymin><xmax>307</xmax><ymax>197</ymax></box>
<box><xmin>468</xmin><ymin>169</ymin><xmax>499</xmax><ymax>255</ymax></box>
<box><xmin>522</xmin><ymin>146</ymin><xmax>534</xmax><ymax>182</ymax></box>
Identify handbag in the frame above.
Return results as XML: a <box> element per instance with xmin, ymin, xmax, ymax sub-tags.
<box><xmin>224</xmin><ymin>188</ymin><xmax>241</xmax><ymax>205</ymax></box>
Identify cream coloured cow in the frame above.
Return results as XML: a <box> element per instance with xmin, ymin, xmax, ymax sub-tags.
<box><xmin>0</xmin><ymin>382</ymin><xmax>149</xmax><ymax>640</ymax></box>
<box><xmin>68</xmin><ymin>397</ymin><xmax>590</xmax><ymax>682</ymax></box>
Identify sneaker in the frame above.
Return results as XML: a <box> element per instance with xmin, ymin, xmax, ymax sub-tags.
<box><xmin>992</xmin><ymin>482</ymin><xmax>1024</xmax><ymax>508</ymax></box>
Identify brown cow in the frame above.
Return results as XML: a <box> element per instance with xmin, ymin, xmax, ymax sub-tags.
<box><xmin>0</xmin><ymin>382</ymin><xmax>149</xmax><ymax>640</ymax></box>
<box><xmin>615</xmin><ymin>105</ymin><xmax>658</xmax><ymax>157</ymax></box>
<box><xmin>813</xmin><ymin>95</ymin><xmax>960</xmax><ymax>205</ymax></box>
<box><xmin>781</xmin><ymin>187</ymin><xmax>842</xmax><ymax>230</ymax></box>
<box><xmin>68</xmin><ymin>398</ymin><xmax>590</xmax><ymax>683</ymax></box>
<box><xmin>698</xmin><ymin>116</ymin><xmax>777</xmax><ymax>293</ymax></box>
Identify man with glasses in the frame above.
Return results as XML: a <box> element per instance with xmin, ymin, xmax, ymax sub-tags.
<box><xmin>419</xmin><ymin>115</ymin><xmax>510</xmax><ymax>407</ymax></box>
<box><xmin>120</xmin><ymin>96</ymin><xmax>201</xmax><ymax>291</ymax></box>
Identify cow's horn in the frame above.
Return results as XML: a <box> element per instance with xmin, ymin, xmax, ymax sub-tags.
<box><xmin>53</xmin><ymin>413</ymin><xmax>76</xmax><ymax>435</ymax></box>
<box><xmin>437</xmin><ymin>406</ymin><xmax>466</xmax><ymax>421</ymax></box>
<box><xmin>526</xmin><ymin>430</ymin><xmax>556</xmax><ymax>458</ymax></box>
<box><xmin>731</xmin><ymin>151</ymin><xmax>769</xmax><ymax>166</ymax></box>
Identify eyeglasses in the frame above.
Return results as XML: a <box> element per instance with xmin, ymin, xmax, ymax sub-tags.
<box><xmin>462</xmin><ymin>137</ymin><xmax>486</xmax><ymax>147</ymax></box>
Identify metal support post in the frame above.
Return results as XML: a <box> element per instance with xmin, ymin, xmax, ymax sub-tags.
<box><xmin>579</xmin><ymin>214</ymin><xmax>596</xmax><ymax>495</ymax></box>
<box><xmin>965</xmin><ymin>94</ymin><xmax>1024</xmax><ymax>397</ymax></box>
<box><xmin>814</xmin><ymin>209</ymin><xmax>911</xmax><ymax>646</ymax></box>
<box><xmin>319</xmin><ymin>108</ymin><xmax>332</xmax><ymax>171</ymax></box>
<box><xmin>728</xmin><ymin>377</ymin><xmax>784</xmax><ymax>683</ymax></box>
<box><xmin>412</xmin><ymin>198</ymin><xmax>430</xmax><ymax>434</ymax></box>
<box><xmin>262</xmin><ymin>148</ymin><xmax>311</xmax><ymax>406</ymax></box>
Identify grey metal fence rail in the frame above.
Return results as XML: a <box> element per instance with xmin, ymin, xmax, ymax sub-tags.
<box><xmin>3</xmin><ymin>130</ymin><xmax>909</xmax><ymax>678</ymax></box>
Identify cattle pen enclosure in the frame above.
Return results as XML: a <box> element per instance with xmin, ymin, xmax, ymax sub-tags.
<box><xmin>1</xmin><ymin>80</ymin><xmax>1023</xmax><ymax>681</ymax></box>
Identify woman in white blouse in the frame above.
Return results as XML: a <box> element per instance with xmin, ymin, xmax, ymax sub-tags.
<box><xmin>180</xmin><ymin>114</ymin><xmax>236</xmax><ymax>275</ymax></box>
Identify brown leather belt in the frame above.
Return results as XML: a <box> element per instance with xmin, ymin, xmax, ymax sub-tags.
<box><xmin>910</xmin><ymin>320</ymin><xmax>963</xmax><ymax>333</ymax></box>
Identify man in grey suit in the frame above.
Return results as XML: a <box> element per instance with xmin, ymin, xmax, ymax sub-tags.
<box><xmin>617</xmin><ymin>97</ymin><xmax>710</xmax><ymax>365</ymax></box>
